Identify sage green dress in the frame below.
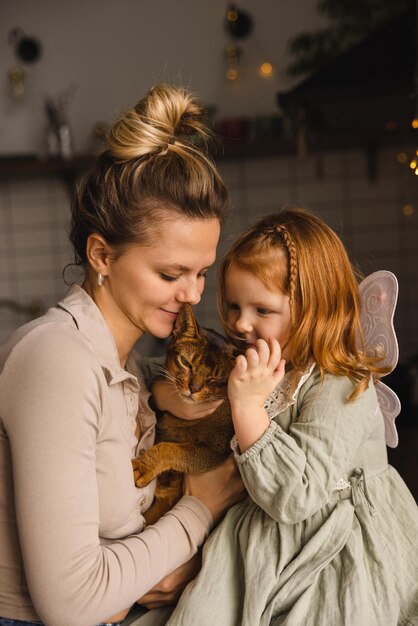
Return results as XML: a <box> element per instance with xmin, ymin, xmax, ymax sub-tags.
<box><xmin>127</xmin><ymin>367</ymin><xmax>418</xmax><ymax>626</ymax></box>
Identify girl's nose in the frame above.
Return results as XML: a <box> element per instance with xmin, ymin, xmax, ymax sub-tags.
<box><xmin>234</xmin><ymin>314</ymin><xmax>253</xmax><ymax>334</ymax></box>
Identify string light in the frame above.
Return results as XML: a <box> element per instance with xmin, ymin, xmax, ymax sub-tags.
<box><xmin>259</xmin><ymin>62</ymin><xmax>273</xmax><ymax>77</ymax></box>
<box><xmin>408</xmin><ymin>2</ymin><xmax>418</xmax><ymax>175</ymax></box>
<box><xmin>224</xmin><ymin>4</ymin><xmax>276</xmax><ymax>81</ymax></box>
<box><xmin>403</xmin><ymin>204</ymin><xmax>414</xmax><ymax>216</ymax></box>
<box><xmin>227</xmin><ymin>9</ymin><xmax>238</xmax><ymax>22</ymax></box>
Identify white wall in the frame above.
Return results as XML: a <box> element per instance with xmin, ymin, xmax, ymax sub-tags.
<box><xmin>0</xmin><ymin>0</ymin><xmax>326</xmax><ymax>155</ymax></box>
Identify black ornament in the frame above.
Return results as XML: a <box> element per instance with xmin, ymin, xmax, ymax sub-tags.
<box><xmin>17</xmin><ymin>36</ymin><xmax>42</xmax><ymax>63</ymax></box>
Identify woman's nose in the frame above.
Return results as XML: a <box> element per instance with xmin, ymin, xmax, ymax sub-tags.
<box><xmin>176</xmin><ymin>282</ymin><xmax>202</xmax><ymax>305</ymax></box>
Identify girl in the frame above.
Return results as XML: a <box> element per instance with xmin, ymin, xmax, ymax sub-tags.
<box><xmin>155</xmin><ymin>207</ymin><xmax>418</xmax><ymax>626</ymax></box>
<box><xmin>0</xmin><ymin>84</ymin><xmax>245</xmax><ymax>626</ymax></box>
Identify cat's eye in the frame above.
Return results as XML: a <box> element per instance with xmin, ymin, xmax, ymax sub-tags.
<box><xmin>179</xmin><ymin>355</ymin><xmax>191</xmax><ymax>369</ymax></box>
<box><xmin>207</xmin><ymin>377</ymin><xmax>223</xmax><ymax>385</ymax></box>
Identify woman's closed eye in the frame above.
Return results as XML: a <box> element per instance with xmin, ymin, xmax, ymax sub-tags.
<box><xmin>160</xmin><ymin>273</ymin><xmax>180</xmax><ymax>282</ymax></box>
<box><xmin>160</xmin><ymin>270</ymin><xmax>208</xmax><ymax>282</ymax></box>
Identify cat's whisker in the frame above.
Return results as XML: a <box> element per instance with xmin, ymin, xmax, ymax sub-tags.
<box><xmin>152</xmin><ymin>364</ymin><xmax>171</xmax><ymax>376</ymax></box>
<box><xmin>156</xmin><ymin>369</ymin><xmax>178</xmax><ymax>385</ymax></box>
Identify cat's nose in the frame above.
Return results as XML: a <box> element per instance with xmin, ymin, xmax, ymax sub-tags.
<box><xmin>189</xmin><ymin>380</ymin><xmax>202</xmax><ymax>395</ymax></box>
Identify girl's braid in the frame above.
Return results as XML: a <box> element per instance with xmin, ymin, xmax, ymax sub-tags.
<box><xmin>274</xmin><ymin>225</ymin><xmax>298</xmax><ymax>305</ymax></box>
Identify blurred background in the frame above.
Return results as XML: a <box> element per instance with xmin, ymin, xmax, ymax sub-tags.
<box><xmin>1</xmin><ymin>0</ymin><xmax>417</xmax><ymax>497</ymax></box>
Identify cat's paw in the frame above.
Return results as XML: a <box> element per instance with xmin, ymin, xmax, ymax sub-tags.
<box><xmin>132</xmin><ymin>454</ymin><xmax>157</xmax><ymax>487</ymax></box>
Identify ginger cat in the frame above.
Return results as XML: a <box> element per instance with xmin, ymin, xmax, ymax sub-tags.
<box><xmin>132</xmin><ymin>303</ymin><xmax>239</xmax><ymax>525</ymax></box>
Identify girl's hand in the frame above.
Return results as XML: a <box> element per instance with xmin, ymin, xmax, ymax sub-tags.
<box><xmin>228</xmin><ymin>338</ymin><xmax>286</xmax><ymax>453</ymax></box>
<box><xmin>137</xmin><ymin>552</ymin><xmax>202</xmax><ymax>609</ymax></box>
<box><xmin>228</xmin><ymin>338</ymin><xmax>285</xmax><ymax>410</ymax></box>
<box><xmin>151</xmin><ymin>379</ymin><xmax>223</xmax><ymax>420</ymax></box>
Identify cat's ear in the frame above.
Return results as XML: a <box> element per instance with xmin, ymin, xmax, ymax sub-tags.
<box><xmin>173</xmin><ymin>303</ymin><xmax>201</xmax><ymax>338</ymax></box>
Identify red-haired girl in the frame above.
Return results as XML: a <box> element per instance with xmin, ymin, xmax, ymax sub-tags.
<box><xmin>156</xmin><ymin>207</ymin><xmax>418</xmax><ymax>626</ymax></box>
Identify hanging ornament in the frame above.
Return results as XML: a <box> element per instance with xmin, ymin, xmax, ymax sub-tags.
<box><xmin>7</xmin><ymin>27</ymin><xmax>42</xmax><ymax>99</ymax></box>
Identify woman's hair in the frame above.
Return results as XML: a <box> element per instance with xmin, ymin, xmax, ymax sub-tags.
<box><xmin>218</xmin><ymin>207</ymin><xmax>389</xmax><ymax>400</ymax></box>
<box><xmin>69</xmin><ymin>83</ymin><xmax>228</xmax><ymax>267</ymax></box>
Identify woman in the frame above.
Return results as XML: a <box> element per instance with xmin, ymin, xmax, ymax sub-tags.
<box><xmin>0</xmin><ymin>84</ymin><xmax>245</xmax><ymax>626</ymax></box>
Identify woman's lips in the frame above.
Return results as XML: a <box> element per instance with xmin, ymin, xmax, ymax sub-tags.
<box><xmin>160</xmin><ymin>308</ymin><xmax>179</xmax><ymax>320</ymax></box>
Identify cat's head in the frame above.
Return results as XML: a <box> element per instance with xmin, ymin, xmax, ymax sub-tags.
<box><xmin>165</xmin><ymin>303</ymin><xmax>239</xmax><ymax>403</ymax></box>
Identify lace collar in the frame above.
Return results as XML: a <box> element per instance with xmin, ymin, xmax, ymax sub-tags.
<box><xmin>263</xmin><ymin>363</ymin><xmax>315</xmax><ymax>419</ymax></box>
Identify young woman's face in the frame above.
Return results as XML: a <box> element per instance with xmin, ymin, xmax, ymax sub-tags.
<box><xmin>224</xmin><ymin>261</ymin><xmax>291</xmax><ymax>359</ymax></box>
<box><xmin>103</xmin><ymin>215</ymin><xmax>221</xmax><ymax>342</ymax></box>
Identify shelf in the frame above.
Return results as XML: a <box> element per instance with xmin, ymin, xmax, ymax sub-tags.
<box><xmin>0</xmin><ymin>127</ymin><xmax>413</xmax><ymax>184</ymax></box>
<box><xmin>0</xmin><ymin>154</ymin><xmax>95</xmax><ymax>183</ymax></box>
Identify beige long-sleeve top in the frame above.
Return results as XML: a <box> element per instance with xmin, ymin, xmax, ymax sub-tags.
<box><xmin>0</xmin><ymin>285</ymin><xmax>212</xmax><ymax>626</ymax></box>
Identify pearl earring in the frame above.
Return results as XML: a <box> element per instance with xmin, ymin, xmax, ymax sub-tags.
<box><xmin>97</xmin><ymin>272</ymin><xmax>105</xmax><ymax>287</ymax></box>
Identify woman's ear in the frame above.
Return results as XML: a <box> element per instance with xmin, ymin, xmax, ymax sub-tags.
<box><xmin>86</xmin><ymin>233</ymin><xmax>112</xmax><ymax>275</ymax></box>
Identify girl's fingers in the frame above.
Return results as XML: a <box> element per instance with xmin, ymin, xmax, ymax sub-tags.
<box><xmin>252</xmin><ymin>339</ymin><xmax>269</xmax><ymax>366</ymax></box>
<box><xmin>234</xmin><ymin>354</ymin><xmax>248</xmax><ymax>374</ymax></box>
<box><xmin>267</xmin><ymin>337</ymin><xmax>282</xmax><ymax>369</ymax></box>
<box><xmin>245</xmin><ymin>346</ymin><xmax>260</xmax><ymax>368</ymax></box>
<box><xmin>273</xmin><ymin>358</ymin><xmax>286</xmax><ymax>383</ymax></box>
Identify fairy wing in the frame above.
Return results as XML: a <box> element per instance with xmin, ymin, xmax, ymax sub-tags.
<box><xmin>358</xmin><ymin>270</ymin><xmax>400</xmax><ymax>448</ymax></box>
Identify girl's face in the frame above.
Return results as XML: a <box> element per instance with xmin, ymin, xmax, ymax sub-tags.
<box><xmin>224</xmin><ymin>261</ymin><xmax>291</xmax><ymax>359</ymax></box>
<box><xmin>95</xmin><ymin>215</ymin><xmax>221</xmax><ymax>352</ymax></box>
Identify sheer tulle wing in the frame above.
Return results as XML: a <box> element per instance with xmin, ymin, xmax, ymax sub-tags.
<box><xmin>375</xmin><ymin>381</ymin><xmax>400</xmax><ymax>447</ymax></box>
<box><xmin>358</xmin><ymin>270</ymin><xmax>400</xmax><ymax>448</ymax></box>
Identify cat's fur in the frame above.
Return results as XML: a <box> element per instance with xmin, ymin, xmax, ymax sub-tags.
<box><xmin>132</xmin><ymin>303</ymin><xmax>238</xmax><ymax>525</ymax></box>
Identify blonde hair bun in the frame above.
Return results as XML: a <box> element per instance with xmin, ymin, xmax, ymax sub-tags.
<box><xmin>107</xmin><ymin>83</ymin><xmax>209</xmax><ymax>162</ymax></box>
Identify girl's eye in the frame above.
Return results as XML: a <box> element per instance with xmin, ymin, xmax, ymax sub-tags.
<box><xmin>160</xmin><ymin>273</ymin><xmax>179</xmax><ymax>282</ymax></box>
<box><xmin>257</xmin><ymin>307</ymin><xmax>271</xmax><ymax>315</ymax></box>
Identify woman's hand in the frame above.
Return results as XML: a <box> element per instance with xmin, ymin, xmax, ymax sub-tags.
<box><xmin>184</xmin><ymin>455</ymin><xmax>246</xmax><ymax>525</ymax></box>
<box><xmin>137</xmin><ymin>553</ymin><xmax>202</xmax><ymax>609</ymax></box>
<box><xmin>228</xmin><ymin>338</ymin><xmax>286</xmax><ymax>453</ymax></box>
<box><xmin>151</xmin><ymin>378</ymin><xmax>223</xmax><ymax>420</ymax></box>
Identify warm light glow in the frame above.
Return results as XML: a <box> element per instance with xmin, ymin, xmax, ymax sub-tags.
<box><xmin>396</xmin><ymin>152</ymin><xmax>407</xmax><ymax>163</ymax></box>
<box><xmin>415</xmin><ymin>168</ymin><xmax>418</xmax><ymax>176</ymax></box>
<box><xmin>410</xmin><ymin>160</ymin><xmax>417</xmax><ymax>169</ymax></box>
<box><xmin>403</xmin><ymin>204</ymin><xmax>414</xmax><ymax>216</ymax></box>
<box><xmin>226</xmin><ymin>68</ymin><xmax>239</xmax><ymax>81</ymax></box>
<box><xmin>227</xmin><ymin>10</ymin><xmax>238</xmax><ymax>21</ymax></box>
<box><xmin>259</xmin><ymin>62</ymin><xmax>273</xmax><ymax>77</ymax></box>
<box><xmin>412</xmin><ymin>118</ymin><xmax>418</xmax><ymax>129</ymax></box>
